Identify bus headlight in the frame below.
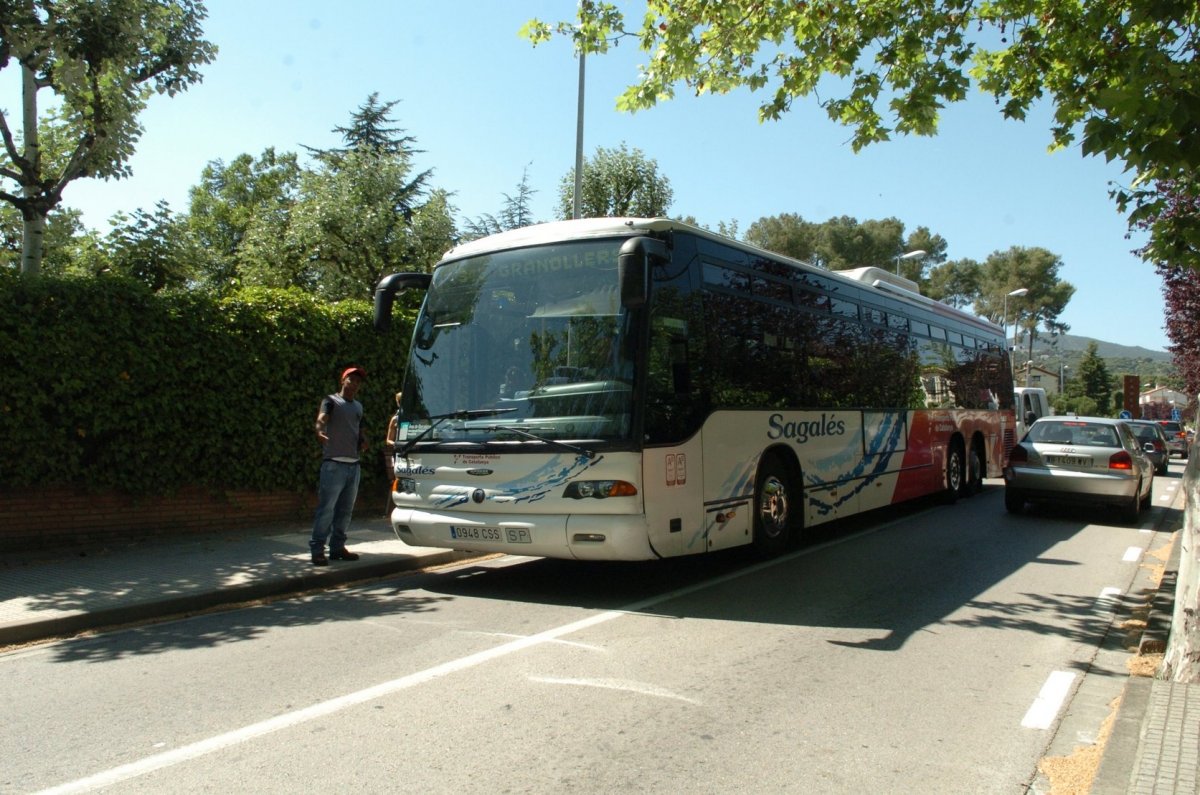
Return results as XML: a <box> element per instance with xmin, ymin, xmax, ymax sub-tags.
<box><xmin>563</xmin><ymin>480</ymin><xmax>638</xmax><ymax>499</ymax></box>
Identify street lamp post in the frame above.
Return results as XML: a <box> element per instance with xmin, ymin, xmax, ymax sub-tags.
<box><xmin>572</xmin><ymin>42</ymin><xmax>585</xmax><ymax>220</ymax></box>
<box><xmin>1003</xmin><ymin>287</ymin><xmax>1029</xmax><ymax>351</ymax></box>
<box><xmin>1060</xmin><ymin>363</ymin><xmax>1069</xmax><ymax>394</ymax></box>
<box><xmin>895</xmin><ymin>249</ymin><xmax>927</xmax><ymax>276</ymax></box>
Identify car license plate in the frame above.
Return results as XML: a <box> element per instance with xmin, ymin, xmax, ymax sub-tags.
<box><xmin>449</xmin><ymin>525</ymin><xmax>532</xmax><ymax>543</ymax></box>
<box><xmin>1047</xmin><ymin>455</ymin><xmax>1091</xmax><ymax>467</ymax></box>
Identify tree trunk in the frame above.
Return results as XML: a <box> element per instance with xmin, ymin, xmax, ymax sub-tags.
<box><xmin>1161</xmin><ymin>416</ymin><xmax>1200</xmax><ymax>681</ymax></box>
<box><xmin>20</xmin><ymin>210</ymin><xmax>45</xmax><ymax>275</ymax></box>
<box><xmin>19</xmin><ymin>55</ymin><xmax>44</xmax><ymax>276</ymax></box>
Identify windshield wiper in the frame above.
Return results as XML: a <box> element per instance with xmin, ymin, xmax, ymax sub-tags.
<box><xmin>480</xmin><ymin>423</ymin><xmax>596</xmax><ymax>460</ymax></box>
<box><xmin>397</xmin><ymin>408</ymin><xmax>518</xmax><ymax>457</ymax></box>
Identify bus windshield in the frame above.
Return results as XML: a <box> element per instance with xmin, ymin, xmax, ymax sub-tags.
<box><xmin>399</xmin><ymin>238</ymin><xmax>635</xmax><ymax>446</ymax></box>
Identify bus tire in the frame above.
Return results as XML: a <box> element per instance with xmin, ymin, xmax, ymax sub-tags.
<box><xmin>753</xmin><ymin>454</ymin><xmax>794</xmax><ymax>557</ymax></box>
<box><xmin>942</xmin><ymin>442</ymin><xmax>964</xmax><ymax>504</ymax></box>
<box><xmin>962</xmin><ymin>440</ymin><xmax>984</xmax><ymax>498</ymax></box>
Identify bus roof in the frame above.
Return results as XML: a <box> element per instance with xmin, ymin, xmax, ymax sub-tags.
<box><xmin>438</xmin><ymin>217</ymin><xmax>1002</xmax><ymax>336</ymax></box>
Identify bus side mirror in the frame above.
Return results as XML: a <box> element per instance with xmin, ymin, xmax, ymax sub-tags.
<box><xmin>618</xmin><ymin>236</ymin><xmax>668</xmax><ymax>310</ymax></box>
<box><xmin>374</xmin><ymin>272</ymin><xmax>432</xmax><ymax>331</ymax></box>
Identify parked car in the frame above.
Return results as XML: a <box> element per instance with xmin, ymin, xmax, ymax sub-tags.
<box><xmin>1004</xmin><ymin>416</ymin><xmax>1154</xmax><ymax>523</ymax></box>
<box><xmin>1128</xmin><ymin>420</ymin><xmax>1171</xmax><ymax>475</ymax></box>
<box><xmin>1155</xmin><ymin>420</ymin><xmax>1190</xmax><ymax>459</ymax></box>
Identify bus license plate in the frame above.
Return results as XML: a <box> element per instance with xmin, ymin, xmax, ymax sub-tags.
<box><xmin>449</xmin><ymin>526</ymin><xmax>532</xmax><ymax>543</ymax></box>
<box><xmin>450</xmin><ymin>525</ymin><xmax>502</xmax><ymax>541</ymax></box>
<box><xmin>1048</xmin><ymin>455</ymin><xmax>1091</xmax><ymax>467</ymax></box>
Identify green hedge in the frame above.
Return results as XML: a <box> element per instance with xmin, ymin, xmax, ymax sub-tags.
<box><xmin>0</xmin><ymin>272</ymin><xmax>415</xmax><ymax>495</ymax></box>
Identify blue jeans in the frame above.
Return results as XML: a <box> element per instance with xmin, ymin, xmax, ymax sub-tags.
<box><xmin>310</xmin><ymin>460</ymin><xmax>361</xmax><ymax>555</ymax></box>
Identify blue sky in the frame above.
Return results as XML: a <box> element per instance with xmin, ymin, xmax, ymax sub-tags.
<box><xmin>8</xmin><ymin>1</ymin><xmax>1169</xmax><ymax>351</ymax></box>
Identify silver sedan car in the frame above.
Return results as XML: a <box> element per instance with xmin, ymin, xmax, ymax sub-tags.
<box><xmin>1004</xmin><ymin>416</ymin><xmax>1155</xmax><ymax>523</ymax></box>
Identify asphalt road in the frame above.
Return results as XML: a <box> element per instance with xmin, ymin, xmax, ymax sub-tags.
<box><xmin>3</xmin><ymin>473</ymin><xmax>1183</xmax><ymax>794</ymax></box>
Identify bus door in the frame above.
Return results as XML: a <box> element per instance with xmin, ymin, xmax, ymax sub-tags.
<box><xmin>644</xmin><ymin>439</ymin><xmax>707</xmax><ymax>557</ymax></box>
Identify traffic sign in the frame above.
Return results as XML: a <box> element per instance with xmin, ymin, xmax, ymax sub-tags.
<box><xmin>1119</xmin><ymin>410</ymin><xmax>1132</xmax><ymax>420</ymax></box>
<box><xmin>1172</xmin><ymin>408</ymin><xmax>1182</xmax><ymax>422</ymax></box>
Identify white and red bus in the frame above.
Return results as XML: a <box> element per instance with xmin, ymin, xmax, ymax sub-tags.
<box><xmin>373</xmin><ymin>218</ymin><xmax>1016</xmax><ymax>560</ymax></box>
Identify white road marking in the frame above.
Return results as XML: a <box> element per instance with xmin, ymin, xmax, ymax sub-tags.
<box><xmin>36</xmin><ymin>518</ymin><xmax>895</xmax><ymax>795</ymax></box>
<box><xmin>1021</xmin><ymin>671</ymin><xmax>1077</xmax><ymax>730</ymax></box>
<box><xmin>1123</xmin><ymin>546</ymin><xmax>1143</xmax><ymax>562</ymax></box>
<box><xmin>1099</xmin><ymin>586</ymin><xmax>1122</xmax><ymax>602</ymax></box>
<box><xmin>529</xmin><ymin>676</ymin><xmax>701</xmax><ymax>704</ymax></box>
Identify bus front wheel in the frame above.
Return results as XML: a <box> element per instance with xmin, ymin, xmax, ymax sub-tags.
<box><xmin>753</xmin><ymin>455</ymin><xmax>794</xmax><ymax>556</ymax></box>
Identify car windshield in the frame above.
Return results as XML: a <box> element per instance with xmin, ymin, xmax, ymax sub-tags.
<box><xmin>1028</xmin><ymin>420</ymin><xmax>1120</xmax><ymax>448</ymax></box>
<box><xmin>397</xmin><ymin>237</ymin><xmax>636</xmax><ymax>446</ymax></box>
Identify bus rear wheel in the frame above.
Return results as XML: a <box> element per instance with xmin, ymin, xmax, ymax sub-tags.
<box><xmin>962</xmin><ymin>441</ymin><xmax>984</xmax><ymax>497</ymax></box>
<box><xmin>753</xmin><ymin>455</ymin><xmax>794</xmax><ymax>556</ymax></box>
<box><xmin>942</xmin><ymin>443</ymin><xmax>964</xmax><ymax>504</ymax></box>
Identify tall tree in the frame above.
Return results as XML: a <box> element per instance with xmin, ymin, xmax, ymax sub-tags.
<box><xmin>526</xmin><ymin>3</ymin><xmax>1200</xmax><ymax>273</ymax></box>
<box><xmin>185</xmin><ymin>147</ymin><xmax>301</xmax><ymax>292</ymax></box>
<box><xmin>0</xmin><ymin>0</ymin><xmax>216</xmax><ymax>276</ymax></box>
<box><xmin>1073</xmin><ymin>341</ymin><xmax>1114</xmax><ymax>414</ymax></box>
<box><xmin>925</xmin><ymin>258</ymin><xmax>982</xmax><ymax>309</ymax></box>
<box><xmin>238</xmin><ymin>96</ymin><xmax>456</xmax><ymax>299</ymax></box>
<box><xmin>276</xmin><ymin>149</ymin><xmax>453</xmax><ymax>300</ymax></box>
<box><xmin>104</xmin><ymin>200</ymin><xmax>191</xmax><ymax>291</ymax></box>
<box><xmin>1158</xmin><ymin>264</ymin><xmax>1200</xmax><ymax>404</ymax></box>
<box><xmin>976</xmin><ymin>247</ymin><xmax>1074</xmax><ymax>362</ymax></box>
<box><xmin>462</xmin><ymin>165</ymin><xmax>539</xmax><ymax>241</ymax></box>
<box><xmin>306</xmin><ymin>93</ymin><xmax>431</xmax><ymax>219</ymax></box>
<box><xmin>820</xmin><ymin>216</ymin><xmax>905</xmax><ymax>274</ymax></box>
<box><xmin>744</xmin><ymin>213</ymin><xmax>819</xmax><ymax>264</ymax></box>
<box><xmin>557</xmin><ymin>142</ymin><xmax>672</xmax><ymax>219</ymax></box>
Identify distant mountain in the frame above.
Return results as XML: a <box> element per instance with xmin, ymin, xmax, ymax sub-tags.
<box><xmin>1043</xmin><ymin>334</ymin><xmax>1171</xmax><ymax>363</ymax></box>
<box><xmin>1016</xmin><ymin>333</ymin><xmax>1176</xmax><ymax>383</ymax></box>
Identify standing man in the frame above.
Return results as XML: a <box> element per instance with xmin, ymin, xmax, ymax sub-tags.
<box><xmin>310</xmin><ymin>366</ymin><xmax>369</xmax><ymax>566</ymax></box>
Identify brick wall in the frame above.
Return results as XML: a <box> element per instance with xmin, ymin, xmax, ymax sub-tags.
<box><xmin>0</xmin><ymin>484</ymin><xmax>387</xmax><ymax>554</ymax></box>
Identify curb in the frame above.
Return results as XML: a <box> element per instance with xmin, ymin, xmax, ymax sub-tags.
<box><xmin>0</xmin><ymin>549</ymin><xmax>477</xmax><ymax>647</ymax></box>
<box><xmin>1089</xmin><ymin>479</ymin><xmax>1186</xmax><ymax>793</ymax></box>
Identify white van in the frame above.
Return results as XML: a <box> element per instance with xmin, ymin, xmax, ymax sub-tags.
<box><xmin>1014</xmin><ymin>387</ymin><xmax>1051</xmax><ymax>440</ymax></box>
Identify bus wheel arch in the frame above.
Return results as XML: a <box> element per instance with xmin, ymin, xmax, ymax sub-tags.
<box><xmin>752</xmin><ymin>446</ymin><xmax>802</xmax><ymax>556</ymax></box>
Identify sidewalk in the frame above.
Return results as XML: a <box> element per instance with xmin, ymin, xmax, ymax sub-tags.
<box><xmin>0</xmin><ymin>517</ymin><xmax>477</xmax><ymax>647</ymax></box>
<box><xmin>1091</xmin><ymin>499</ymin><xmax>1200</xmax><ymax>795</ymax></box>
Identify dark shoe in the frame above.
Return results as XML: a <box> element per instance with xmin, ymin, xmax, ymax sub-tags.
<box><xmin>329</xmin><ymin>548</ymin><xmax>360</xmax><ymax>561</ymax></box>
<box><xmin>311</xmin><ymin>553</ymin><xmax>328</xmax><ymax>566</ymax></box>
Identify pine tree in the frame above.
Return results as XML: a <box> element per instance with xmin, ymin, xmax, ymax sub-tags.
<box><xmin>1076</xmin><ymin>341</ymin><xmax>1113</xmax><ymax>415</ymax></box>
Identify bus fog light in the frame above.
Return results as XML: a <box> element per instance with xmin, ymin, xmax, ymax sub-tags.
<box><xmin>563</xmin><ymin>480</ymin><xmax>638</xmax><ymax>499</ymax></box>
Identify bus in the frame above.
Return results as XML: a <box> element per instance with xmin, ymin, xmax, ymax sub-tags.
<box><xmin>373</xmin><ymin>218</ymin><xmax>1016</xmax><ymax>560</ymax></box>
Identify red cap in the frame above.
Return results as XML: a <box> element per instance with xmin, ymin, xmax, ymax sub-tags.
<box><xmin>341</xmin><ymin>366</ymin><xmax>367</xmax><ymax>382</ymax></box>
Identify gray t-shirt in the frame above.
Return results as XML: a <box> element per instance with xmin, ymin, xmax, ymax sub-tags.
<box><xmin>319</xmin><ymin>393</ymin><xmax>363</xmax><ymax>462</ymax></box>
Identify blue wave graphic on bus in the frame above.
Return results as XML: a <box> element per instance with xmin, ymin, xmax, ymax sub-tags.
<box><xmin>806</xmin><ymin>412</ymin><xmax>906</xmax><ymax>516</ymax></box>
<box><xmin>430</xmin><ymin>454</ymin><xmax>601</xmax><ymax>508</ymax></box>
